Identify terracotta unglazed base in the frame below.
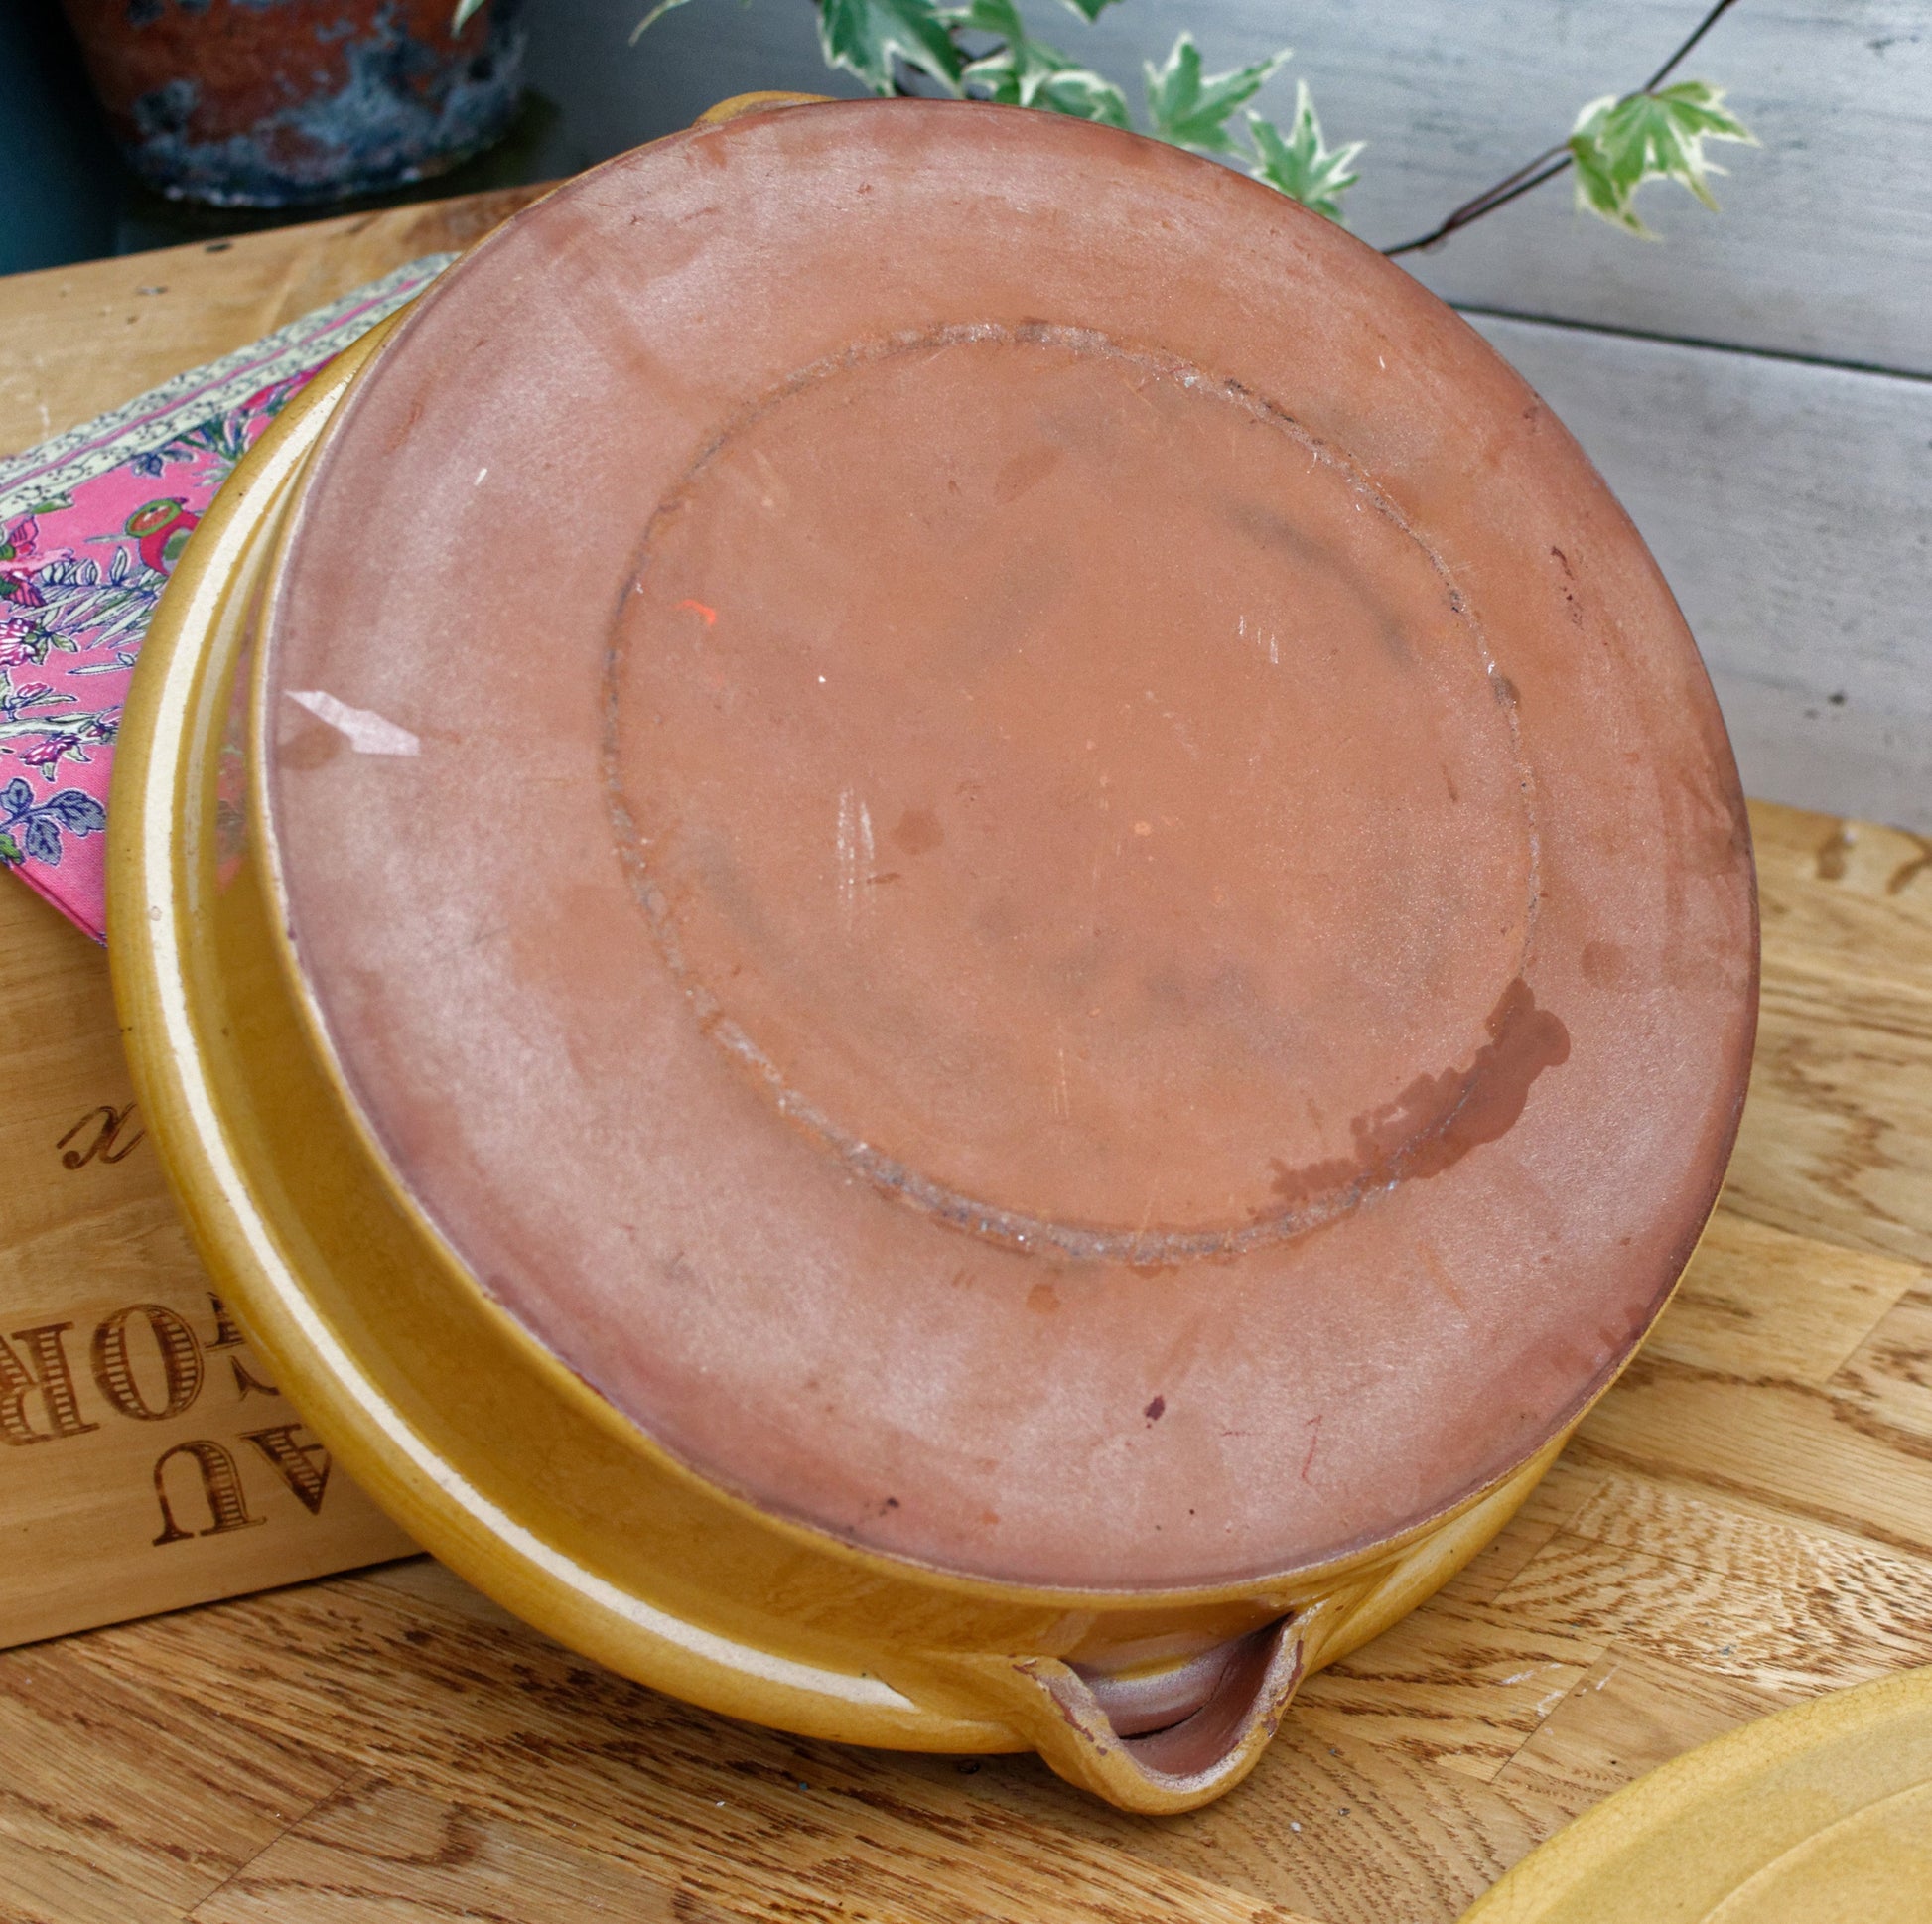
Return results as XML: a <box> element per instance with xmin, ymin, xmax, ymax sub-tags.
<box><xmin>111</xmin><ymin>99</ymin><xmax>1757</xmax><ymax>1812</ymax></box>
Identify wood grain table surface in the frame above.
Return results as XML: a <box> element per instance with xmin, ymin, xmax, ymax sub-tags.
<box><xmin>3</xmin><ymin>190</ymin><xmax>1930</xmax><ymax>1924</ymax></box>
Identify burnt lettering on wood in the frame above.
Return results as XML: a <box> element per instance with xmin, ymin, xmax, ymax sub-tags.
<box><xmin>230</xmin><ymin>1356</ymin><xmax>279</xmax><ymax>1398</ymax></box>
<box><xmin>0</xmin><ymin>1323</ymin><xmax>101</xmax><ymax>1444</ymax></box>
<box><xmin>57</xmin><ymin>1103</ymin><xmax>144</xmax><ymax>1170</ymax></box>
<box><xmin>0</xmin><ymin>1296</ymin><xmax>282</xmax><ymax>1443</ymax></box>
<box><xmin>209</xmin><ymin>1295</ymin><xmax>279</xmax><ymax>1396</ymax></box>
<box><xmin>152</xmin><ymin>1439</ymin><xmax>267</xmax><ymax>1544</ymax></box>
<box><xmin>91</xmin><ymin>1303</ymin><xmax>205</xmax><ymax>1422</ymax></box>
<box><xmin>241</xmin><ymin>1425</ymin><xmax>332</xmax><ymax>1515</ymax></box>
<box><xmin>207</xmin><ymin>1294</ymin><xmax>247</xmax><ymax>1351</ymax></box>
<box><xmin>152</xmin><ymin>1426</ymin><xmax>335</xmax><ymax>1543</ymax></box>
<box><xmin>2</xmin><ymin>1289</ymin><xmax>338</xmax><ymax>1548</ymax></box>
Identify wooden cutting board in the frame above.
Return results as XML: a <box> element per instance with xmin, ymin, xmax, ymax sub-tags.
<box><xmin>2</xmin><ymin>185</ymin><xmax>1931</xmax><ymax>1924</ymax></box>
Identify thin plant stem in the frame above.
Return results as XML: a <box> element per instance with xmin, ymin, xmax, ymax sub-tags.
<box><xmin>1381</xmin><ymin>0</ymin><xmax>1744</xmax><ymax>258</ymax></box>
<box><xmin>1640</xmin><ymin>0</ymin><xmax>1745</xmax><ymax>91</ymax></box>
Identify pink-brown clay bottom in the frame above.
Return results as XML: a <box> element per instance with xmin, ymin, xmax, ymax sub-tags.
<box><xmin>260</xmin><ymin>99</ymin><xmax>1756</xmax><ymax>1596</ymax></box>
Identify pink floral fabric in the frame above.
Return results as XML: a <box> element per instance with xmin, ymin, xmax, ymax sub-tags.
<box><xmin>0</xmin><ymin>256</ymin><xmax>451</xmax><ymax>941</ymax></box>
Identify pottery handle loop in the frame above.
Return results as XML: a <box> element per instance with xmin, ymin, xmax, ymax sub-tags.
<box><xmin>941</xmin><ymin>1606</ymin><xmax>1333</xmax><ymax>1815</ymax></box>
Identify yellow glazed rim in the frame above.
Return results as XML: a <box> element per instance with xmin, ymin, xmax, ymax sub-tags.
<box><xmin>105</xmin><ymin>137</ymin><xmax>1702</xmax><ymax>1808</ymax></box>
<box><xmin>1459</xmin><ymin>1666</ymin><xmax>1932</xmax><ymax>1921</ymax></box>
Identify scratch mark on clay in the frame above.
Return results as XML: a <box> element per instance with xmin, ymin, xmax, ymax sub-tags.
<box><xmin>677</xmin><ymin>598</ymin><xmax>719</xmax><ymax>627</ymax></box>
<box><xmin>837</xmin><ymin>788</ymin><xmax>875</xmax><ymax>928</ymax></box>
<box><xmin>474</xmin><ymin>466</ymin><xmax>487</xmax><ymax>486</ymax></box>
<box><xmin>1238</xmin><ymin>613</ymin><xmax>1280</xmax><ymax>665</ymax></box>
<box><xmin>1300</xmin><ymin>1414</ymin><xmax>1322</xmax><ymax>1484</ymax></box>
<box><xmin>284</xmin><ymin>689</ymin><xmax>420</xmax><ymax>756</ymax></box>
<box><xmin>752</xmin><ymin>447</ymin><xmax>787</xmax><ymax>511</ymax></box>
<box><xmin>1417</xmin><ymin>1239</ymin><xmax>1470</xmax><ymax>1319</ymax></box>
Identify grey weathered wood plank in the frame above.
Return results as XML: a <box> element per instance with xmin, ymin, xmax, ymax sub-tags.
<box><xmin>553</xmin><ymin>0</ymin><xmax>1932</xmax><ymax>378</ymax></box>
<box><xmin>1157</xmin><ymin>0</ymin><xmax>1932</xmax><ymax>379</ymax></box>
<box><xmin>1466</xmin><ymin>312</ymin><xmax>1932</xmax><ymax>832</ymax></box>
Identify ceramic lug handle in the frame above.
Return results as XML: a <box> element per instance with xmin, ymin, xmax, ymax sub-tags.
<box><xmin>903</xmin><ymin>1601</ymin><xmax>1345</xmax><ymax>1815</ymax></box>
<box><xmin>1019</xmin><ymin>1614</ymin><xmax>1316</xmax><ymax>1811</ymax></box>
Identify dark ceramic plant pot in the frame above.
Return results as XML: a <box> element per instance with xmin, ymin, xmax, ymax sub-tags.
<box><xmin>61</xmin><ymin>0</ymin><xmax>526</xmax><ymax>208</ymax></box>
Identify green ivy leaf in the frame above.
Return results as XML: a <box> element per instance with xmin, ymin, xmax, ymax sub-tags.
<box><xmin>1144</xmin><ymin>33</ymin><xmax>1288</xmax><ymax>157</ymax></box>
<box><xmin>0</xmin><ymin>831</ymin><xmax>20</xmax><ymax>869</ymax></box>
<box><xmin>819</xmin><ymin>0</ymin><xmax>965</xmax><ymax>96</ymax></box>
<box><xmin>954</xmin><ymin>0</ymin><xmax>1054</xmax><ymax>100</ymax></box>
<box><xmin>1568</xmin><ymin>79</ymin><xmax>1755</xmax><ymax>236</ymax></box>
<box><xmin>1246</xmin><ymin>81</ymin><xmax>1362</xmax><ymax>222</ymax></box>
<box><xmin>947</xmin><ymin>0</ymin><xmax>1023</xmax><ymax>36</ymax></box>
<box><xmin>955</xmin><ymin>0</ymin><xmax>1127</xmax><ymax>124</ymax></box>
<box><xmin>1033</xmin><ymin>67</ymin><xmax>1131</xmax><ymax>127</ymax></box>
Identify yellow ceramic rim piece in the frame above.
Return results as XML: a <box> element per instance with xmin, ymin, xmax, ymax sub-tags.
<box><xmin>1461</xmin><ymin>1666</ymin><xmax>1932</xmax><ymax>1922</ymax></box>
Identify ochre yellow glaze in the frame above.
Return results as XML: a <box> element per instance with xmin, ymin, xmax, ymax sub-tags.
<box><xmin>1459</xmin><ymin>1666</ymin><xmax>1932</xmax><ymax>1922</ymax></box>
<box><xmin>109</xmin><ymin>275</ymin><xmax>1666</xmax><ymax>1819</ymax></box>
<box><xmin>697</xmin><ymin>90</ymin><xmax>834</xmax><ymax>125</ymax></box>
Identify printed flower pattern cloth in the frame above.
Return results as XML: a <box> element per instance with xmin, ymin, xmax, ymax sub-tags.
<box><xmin>0</xmin><ymin>256</ymin><xmax>452</xmax><ymax>942</ymax></box>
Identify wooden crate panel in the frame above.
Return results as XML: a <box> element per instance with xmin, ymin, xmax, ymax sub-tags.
<box><xmin>0</xmin><ymin>883</ymin><xmax>414</xmax><ymax>1650</ymax></box>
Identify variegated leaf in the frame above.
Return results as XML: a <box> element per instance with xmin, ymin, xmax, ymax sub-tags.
<box><xmin>1144</xmin><ymin>33</ymin><xmax>1288</xmax><ymax>157</ymax></box>
<box><xmin>1568</xmin><ymin>79</ymin><xmax>1755</xmax><ymax>236</ymax></box>
<box><xmin>1246</xmin><ymin>80</ymin><xmax>1362</xmax><ymax>222</ymax></box>
<box><xmin>819</xmin><ymin>0</ymin><xmax>965</xmax><ymax>95</ymax></box>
